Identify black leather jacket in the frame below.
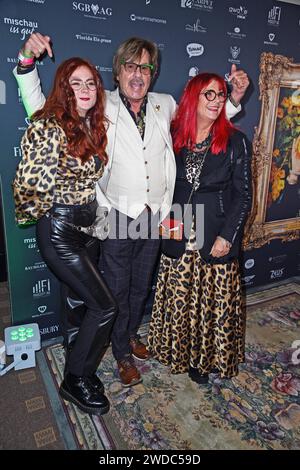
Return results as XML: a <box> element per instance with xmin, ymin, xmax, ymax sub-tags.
<box><xmin>161</xmin><ymin>130</ymin><xmax>252</xmax><ymax>264</ymax></box>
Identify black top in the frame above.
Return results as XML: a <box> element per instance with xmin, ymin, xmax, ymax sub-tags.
<box><xmin>161</xmin><ymin>130</ymin><xmax>252</xmax><ymax>264</ymax></box>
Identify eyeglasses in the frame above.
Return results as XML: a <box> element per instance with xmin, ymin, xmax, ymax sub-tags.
<box><xmin>200</xmin><ymin>89</ymin><xmax>227</xmax><ymax>103</ymax></box>
<box><xmin>69</xmin><ymin>80</ymin><xmax>97</xmax><ymax>91</ymax></box>
<box><xmin>120</xmin><ymin>60</ymin><xmax>154</xmax><ymax>76</ymax></box>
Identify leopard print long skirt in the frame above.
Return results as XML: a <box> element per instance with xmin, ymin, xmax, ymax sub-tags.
<box><xmin>147</xmin><ymin>248</ymin><xmax>246</xmax><ymax>378</ymax></box>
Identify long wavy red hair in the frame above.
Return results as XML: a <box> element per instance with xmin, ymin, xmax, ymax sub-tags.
<box><xmin>33</xmin><ymin>57</ymin><xmax>108</xmax><ymax>163</ymax></box>
<box><xmin>172</xmin><ymin>73</ymin><xmax>235</xmax><ymax>155</ymax></box>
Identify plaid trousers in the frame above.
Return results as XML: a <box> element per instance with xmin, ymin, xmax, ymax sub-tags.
<box><xmin>99</xmin><ymin>208</ymin><xmax>161</xmax><ymax>360</ymax></box>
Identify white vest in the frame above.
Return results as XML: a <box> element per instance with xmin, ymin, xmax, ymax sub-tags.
<box><xmin>105</xmin><ymin>100</ymin><xmax>167</xmax><ymax>219</ymax></box>
<box><xmin>97</xmin><ymin>89</ymin><xmax>177</xmax><ymax>221</ymax></box>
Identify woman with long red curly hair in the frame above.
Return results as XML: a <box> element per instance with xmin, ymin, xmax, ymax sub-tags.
<box><xmin>13</xmin><ymin>57</ymin><xmax>117</xmax><ymax>415</ymax></box>
<box><xmin>148</xmin><ymin>73</ymin><xmax>252</xmax><ymax>383</ymax></box>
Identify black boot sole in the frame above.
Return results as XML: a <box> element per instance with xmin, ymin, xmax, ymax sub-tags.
<box><xmin>59</xmin><ymin>384</ymin><xmax>110</xmax><ymax>415</ymax></box>
<box><xmin>188</xmin><ymin>372</ymin><xmax>209</xmax><ymax>384</ymax></box>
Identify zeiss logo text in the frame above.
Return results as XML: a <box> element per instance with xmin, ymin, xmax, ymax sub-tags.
<box><xmin>270</xmin><ymin>268</ymin><xmax>284</xmax><ymax>279</ymax></box>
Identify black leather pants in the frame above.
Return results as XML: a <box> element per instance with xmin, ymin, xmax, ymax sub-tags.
<box><xmin>36</xmin><ymin>200</ymin><xmax>117</xmax><ymax>377</ymax></box>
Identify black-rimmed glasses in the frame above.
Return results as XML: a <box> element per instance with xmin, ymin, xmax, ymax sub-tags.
<box><xmin>200</xmin><ymin>89</ymin><xmax>227</xmax><ymax>103</ymax></box>
<box><xmin>120</xmin><ymin>59</ymin><xmax>154</xmax><ymax>76</ymax></box>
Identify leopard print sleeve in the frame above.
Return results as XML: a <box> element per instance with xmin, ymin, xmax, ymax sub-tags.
<box><xmin>12</xmin><ymin>118</ymin><xmax>61</xmax><ymax>225</ymax></box>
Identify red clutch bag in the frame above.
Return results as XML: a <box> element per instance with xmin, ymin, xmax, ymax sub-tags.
<box><xmin>159</xmin><ymin>218</ymin><xmax>183</xmax><ymax>240</ymax></box>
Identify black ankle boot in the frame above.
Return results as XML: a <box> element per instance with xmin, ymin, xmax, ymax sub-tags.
<box><xmin>188</xmin><ymin>367</ymin><xmax>209</xmax><ymax>384</ymax></box>
<box><xmin>64</xmin><ymin>342</ymin><xmax>104</xmax><ymax>394</ymax></box>
<box><xmin>59</xmin><ymin>373</ymin><xmax>109</xmax><ymax>415</ymax></box>
<box><xmin>87</xmin><ymin>373</ymin><xmax>104</xmax><ymax>393</ymax></box>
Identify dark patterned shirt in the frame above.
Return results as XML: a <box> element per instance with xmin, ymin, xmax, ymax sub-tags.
<box><xmin>120</xmin><ymin>92</ymin><xmax>147</xmax><ymax>140</ymax></box>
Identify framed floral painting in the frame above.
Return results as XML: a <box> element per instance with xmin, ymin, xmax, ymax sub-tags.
<box><xmin>244</xmin><ymin>52</ymin><xmax>300</xmax><ymax>250</ymax></box>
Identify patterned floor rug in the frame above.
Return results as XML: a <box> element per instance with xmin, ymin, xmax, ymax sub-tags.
<box><xmin>45</xmin><ymin>282</ymin><xmax>300</xmax><ymax>450</ymax></box>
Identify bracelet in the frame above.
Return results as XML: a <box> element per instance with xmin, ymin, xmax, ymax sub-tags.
<box><xmin>22</xmin><ymin>48</ymin><xmax>34</xmax><ymax>59</ymax></box>
<box><xmin>18</xmin><ymin>50</ymin><xmax>35</xmax><ymax>66</ymax></box>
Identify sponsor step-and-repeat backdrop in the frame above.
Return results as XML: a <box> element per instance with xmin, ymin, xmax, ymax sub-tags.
<box><xmin>0</xmin><ymin>0</ymin><xmax>299</xmax><ymax>340</ymax></box>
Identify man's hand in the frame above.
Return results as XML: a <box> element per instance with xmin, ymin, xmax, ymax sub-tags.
<box><xmin>21</xmin><ymin>32</ymin><xmax>53</xmax><ymax>59</ymax></box>
<box><xmin>228</xmin><ymin>64</ymin><xmax>249</xmax><ymax>105</ymax></box>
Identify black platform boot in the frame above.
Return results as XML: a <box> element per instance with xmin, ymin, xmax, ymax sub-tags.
<box><xmin>61</xmin><ymin>306</ymin><xmax>117</xmax><ymax>415</ymax></box>
<box><xmin>59</xmin><ymin>373</ymin><xmax>109</xmax><ymax>415</ymax></box>
<box><xmin>188</xmin><ymin>367</ymin><xmax>209</xmax><ymax>384</ymax></box>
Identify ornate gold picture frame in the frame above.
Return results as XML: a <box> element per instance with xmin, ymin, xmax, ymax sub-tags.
<box><xmin>244</xmin><ymin>52</ymin><xmax>300</xmax><ymax>250</ymax></box>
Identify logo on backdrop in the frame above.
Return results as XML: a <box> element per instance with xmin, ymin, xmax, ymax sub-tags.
<box><xmin>241</xmin><ymin>275</ymin><xmax>255</xmax><ymax>286</ymax></box>
<box><xmin>33</xmin><ymin>305</ymin><xmax>55</xmax><ymax>319</ymax></box>
<box><xmin>130</xmin><ymin>14</ymin><xmax>166</xmax><ymax>24</ymax></box>
<box><xmin>181</xmin><ymin>0</ymin><xmax>192</xmax><ymax>7</ymax></box>
<box><xmin>181</xmin><ymin>0</ymin><xmax>213</xmax><ymax>13</ymax></box>
<box><xmin>33</xmin><ymin>279</ymin><xmax>51</xmax><ymax>298</ymax></box>
<box><xmin>186</xmin><ymin>43</ymin><xmax>204</xmax><ymax>58</ymax></box>
<box><xmin>185</xmin><ymin>19</ymin><xmax>207</xmax><ymax>33</ymax></box>
<box><xmin>228</xmin><ymin>6</ymin><xmax>248</xmax><ymax>20</ymax></box>
<box><xmin>72</xmin><ymin>2</ymin><xmax>113</xmax><ymax>20</ymax></box>
<box><xmin>270</xmin><ymin>268</ymin><xmax>285</xmax><ymax>279</ymax></box>
<box><xmin>3</xmin><ymin>17</ymin><xmax>38</xmax><ymax>40</ymax></box>
<box><xmin>264</xmin><ymin>33</ymin><xmax>279</xmax><ymax>46</ymax></box>
<box><xmin>25</xmin><ymin>0</ymin><xmax>46</xmax><ymax>4</ymax></box>
<box><xmin>244</xmin><ymin>259</ymin><xmax>255</xmax><ymax>269</ymax></box>
<box><xmin>24</xmin><ymin>237</ymin><xmax>38</xmax><ymax>250</ymax></box>
<box><xmin>228</xmin><ymin>46</ymin><xmax>241</xmax><ymax>64</ymax></box>
<box><xmin>75</xmin><ymin>32</ymin><xmax>111</xmax><ymax>44</ymax></box>
<box><xmin>25</xmin><ymin>261</ymin><xmax>47</xmax><ymax>272</ymax></box>
<box><xmin>227</xmin><ymin>27</ymin><xmax>246</xmax><ymax>40</ymax></box>
<box><xmin>189</xmin><ymin>66</ymin><xmax>199</xmax><ymax>77</ymax></box>
<box><xmin>95</xmin><ymin>65</ymin><xmax>113</xmax><ymax>73</ymax></box>
<box><xmin>268</xmin><ymin>254</ymin><xmax>287</xmax><ymax>264</ymax></box>
<box><xmin>40</xmin><ymin>325</ymin><xmax>59</xmax><ymax>336</ymax></box>
<box><xmin>18</xmin><ymin>117</ymin><xmax>31</xmax><ymax>132</ymax></box>
<box><xmin>268</xmin><ymin>6</ymin><xmax>281</xmax><ymax>26</ymax></box>
<box><xmin>38</xmin><ymin>305</ymin><xmax>47</xmax><ymax>314</ymax></box>
<box><xmin>13</xmin><ymin>146</ymin><xmax>22</xmax><ymax>158</ymax></box>
<box><xmin>0</xmin><ymin>80</ymin><xmax>6</xmax><ymax>105</ymax></box>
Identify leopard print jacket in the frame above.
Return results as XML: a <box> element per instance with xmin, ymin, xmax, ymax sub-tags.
<box><xmin>13</xmin><ymin>117</ymin><xmax>104</xmax><ymax>224</ymax></box>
